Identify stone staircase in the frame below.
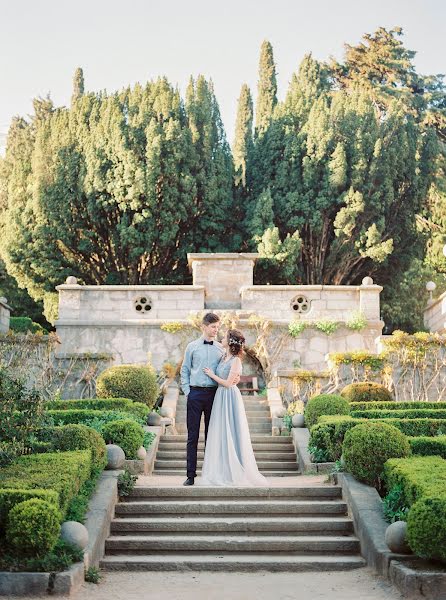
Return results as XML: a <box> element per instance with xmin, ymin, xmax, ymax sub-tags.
<box><xmin>100</xmin><ymin>485</ymin><xmax>365</xmax><ymax>572</ymax></box>
<box><xmin>153</xmin><ymin>393</ymin><xmax>299</xmax><ymax>477</ymax></box>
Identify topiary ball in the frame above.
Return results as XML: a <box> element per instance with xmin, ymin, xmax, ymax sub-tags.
<box><xmin>304</xmin><ymin>394</ymin><xmax>350</xmax><ymax>429</ymax></box>
<box><xmin>407</xmin><ymin>496</ymin><xmax>446</xmax><ymax>563</ymax></box>
<box><xmin>96</xmin><ymin>364</ymin><xmax>160</xmax><ymax>409</ymax></box>
<box><xmin>342</xmin><ymin>422</ymin><xmax>410</xmax><ymax>489</ymax></box>
<box><xmin>6</xmin><ymin>499</ymin><xmax>61</xmax><ymax>557</ymax></box>
<box><xmin>340</xmin><ymin>382</ymin><xmax>393</xmax><ymax>403</ymax></box>
<box><xmin>102</xmin><ymin>419</ymin><xmax>145</xmax><ymax>459</ymax></box>
<box><xmin>52</xmin><ymin>424</ymin><xmax>107</xmax><ymax>471</ymax></box>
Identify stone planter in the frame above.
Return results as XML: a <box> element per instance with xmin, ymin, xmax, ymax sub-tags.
<box><xmin>292</xmin><ymin>414</ymin><xmax>305</xmax><ymax>427</ymax></box>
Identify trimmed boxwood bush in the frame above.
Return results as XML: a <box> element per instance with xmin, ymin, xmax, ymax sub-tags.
<box><xmin>101</xmin><ymin>419</ymin><xmax>144</xmax><ymax>459</ymax></box>
<box><xmin>407</xmin><ymin>497</ymin><xmax>446</xmax><ymax>563</ymax></box>
<box><xmin>350</xmin><ymin>401</ymin><xmax>446</xmax><ymax>412</ymax></box>
<box><xmin>304</xmin><ymin>394</ymin><xmax>350</xmax><ymax>429</ymax></box>
<box><xmin>342</xmin><ymin>422</ymin><xmax>410</xmax><ymax>488</ymax></box>
<box><xmin>6</xmin><ymin>499</ymin><xmax>61</xmax><ymax>557</ymax></box>
<box><xmin>408</xmin><ymin>435</ymin><xmax>446</xmax><ymax>459</ymax></box>
<box><xmin>96</xmin><ymin>365</ymin><xmax>159</xmax><ymax>409</ymax></box>
<box><xmin>340</xmin><ymin>382</ymin><xmax>393</xmax><ymax>403</ymax></box>
<box><xmin>351</xmin><ymin>409</ymin><xmax>446</xmax><ymax>420</ymax></box>
<box><xmin>47</xmin><ymin>398</ymin><xmax>149</xmax><ymax>421</ymax></box>
<box><xmin>0</xmin><ymin>488</ymin><xmax>59</xmax><ymax>530</ymax></box>
<box><xmin>384</xmin><ymin>456</ymin><xmax>446</xmax><ymax>506</ymax></box>
<box><xmin>51</xmin><ymin>424</ymin><xmax>107</xmax><ymax>470</ymax></box>
<box><xmin>0</xmin><ymin>450</ymin><xmax>92</xmax><ymax>516</ymax></box>
<box><xmin>47</xmin><ymin>409</ymin><xmax>143</xmax><ymax>427</ymax></box>
<box><xmin>310</xmin><ymin>416</ymin><xmax>446</xmax><ymax>463</ymax></box>
<box><xmin>9</xmin><ymin>316</ymin><xmax>47</xmax><ymax>334</ymax></box>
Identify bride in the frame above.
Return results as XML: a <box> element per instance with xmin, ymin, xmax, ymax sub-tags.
<box><xmin>200</xmin><ymin>329</ymin><xmax>268</xmax><ymax>487</ymax></box>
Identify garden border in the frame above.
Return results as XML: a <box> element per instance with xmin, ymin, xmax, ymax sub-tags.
<box><xmin>291</xmin><ymin>427</ymin><xmax>335</xmax><ymax>474</ymax></box>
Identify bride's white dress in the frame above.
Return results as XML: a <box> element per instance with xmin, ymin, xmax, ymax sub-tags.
<box><xmin>199</xmin><ymin>356</ymin><xmax>268</xmax><ymax>487</ymax></box>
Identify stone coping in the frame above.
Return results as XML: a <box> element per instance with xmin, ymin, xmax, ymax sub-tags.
<box><xmin>334</xmin><ymin>473</ymin><xmax>446</xmax><ymax>600</ymax></box>
<box><xmin>425</xmin><ymin>289</ymin><xmax>446</xmax><ymax>311</ymax></box>
<box><xmin>292</xmin><ymin>427</ymin><xmax>335</xmax><ymax>475</ymax></box>
<box><xmin>240</xmin><ymin>284</ymin><xmax>383</xmax><ymax>292</ymax></box>
<box><xmin>54</xmin><ymin>318</ymin><xmax>385</xmax><ymax>328</ymax></box>
<box><xmin>187</xmin><ymin>252</ymin><xmax>259</xmax><ymax>266</ymax></box>
<box><xmin>55</xmin><ymin>284</ymin><xmax>205</xmax><ymax>291</ymax></box>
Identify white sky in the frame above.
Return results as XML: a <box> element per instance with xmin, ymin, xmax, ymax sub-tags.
<box><xmin>0</xmin><ymin>0</ymin><xmax>445</xmax><ymax>154</ymax></box>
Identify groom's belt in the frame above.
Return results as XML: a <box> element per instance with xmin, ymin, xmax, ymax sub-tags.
<box><xmin>190</xmin><ymin>386</ymin><xmax>218</xmax><ymax>390</ymax></box>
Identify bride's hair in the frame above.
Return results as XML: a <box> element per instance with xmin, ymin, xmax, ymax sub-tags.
<box><xmin>227</xmin><ymin>329</ymin><xmax>245</xmax><ymax>357</ymax></box>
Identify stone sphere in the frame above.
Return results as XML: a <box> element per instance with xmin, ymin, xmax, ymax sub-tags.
<box><xmin>65</xmin><ymin>276</ymin><xmax>78</xmax><ymax>285</ymax></box>
<box><xmin>60</xmin><ymin>521</ymin><xmax>88</xmax><ymax>550</ymax></box>
<box><xmin>147</xmin><ymin>412</ymin><xmax>161</xmax><ymax>426</ymax></box>
<box><xmin>361</xmin><ymin>276</ymin><xmax>374</xmax><ymax>286</ymax></box>
<box><xmin>136</xmin><ymin>446</ymin><xmax>147</xmax><ymax>460</ymax></box>
<box><xmin>385</xmin><ymin>521</ymin><xmax>411</xmax><ymax>554</ymax></box>
<box><xmin>106</xmin><ymin>444</ymin><xmax>125</xmax><ymax>469</ymax></box>
<box><xmin>292</xmin><ymin>414</ymin><xmax>305</xmax><ymax>428</ymax></box>
<box><xmin>160</xmin><ymin>406</ymin><xmax>174</xmax><ymax>418</ymax></box>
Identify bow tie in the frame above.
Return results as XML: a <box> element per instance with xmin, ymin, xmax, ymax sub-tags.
<box><xmin>204</xmin><ymin>340</ymin><xmax>214</xmax><ymax>345</ymax></box>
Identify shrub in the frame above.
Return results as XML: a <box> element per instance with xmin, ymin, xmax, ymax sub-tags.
<box><xmin>407</xmin><ymin>497</ymin><xmax>446</xmax><ymax>563</ymax></box>
<box><xmin>382</xmin><ymin>484</ymin><xmax>409</xmax><ymax>523</ymax></box>
<box><xmin>383</xmin><ymin>456</ymin><xmax>446</xmax><ymax>506</ymax></box>
<box><xmin>408</xmin><ymin>435</ymin><xmax>446</xmax><ymax>459</ymax></box>
<box><xmin>47</xmin><ymin>398</ymin><xmax>149</xmax><ymax>421</ymax></box>
<box><xmin>305</xmin><ymin>394</ymin><xmax>350</xmax><ymax>429</ymax></box>
<box><xmin>96</xmin><ymin>364</ymin><xmax>159</xmax><ymax>408</ymax></box>
<box><xmin>47</xmin><ymin>409</ymin><xmax>143</xmax><ymax>427</ymax></box>
<box><xmin>340</xmin><ymin>382</ymin><xmax>393</xmax><ymax>403</ymax></box>
<box><xmin>311</xmin><ymin>416</ymin><xmax>446</xmax><ymax>463</ymax></box>
<box><xmin>0</xmin><ymin>488</ymin><xmax>59</xmax><ymax>531</ymax></box>
<box><xmin>6</xmin><ymin>499</ymin><xmax>61</xmax><ymax>557</ymax></box>
<box><xmin>117</xmin><ymin>469</ymin><xmax>138</xmax><ymax>497</ymax></box>
<box><xmin>0</xmin><ymin>450</ymin><xmax>92</xmax><ymax>516</ymax></box>
<box><xmin>9</xmin><ymin>316</ymin><xmax>47</xmax><ymax>334</ymax></box>
<box><xmin>350</xmin><ymin>401</ymin><xmax>446</xmax><ymax>412</ymax></box>
<box><xmin>351</xmin><ymin>408</ymin><xmax>446</xmax><ymax>420</ymax></box>
<box><xmin>51</xmin><ymin>424</ymin><xmax>107</xmax><ymax>470</ymax></box>
<box><xmin>101</xmin><ymin>419</ymin><xmax>144</xmax><ymax>459</ymax></box>
<box><xmin>343</xmin><ymin>422</ymin><xmax>410</xmax><ymax>488</ymax></box>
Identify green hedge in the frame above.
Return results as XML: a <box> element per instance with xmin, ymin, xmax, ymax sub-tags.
<box><xmin>0</xmin><ymin>488</ymin><xmax>59</xmax><ymax>531</ymax></box>
<box><xmin>408</xmin><ymin>436</ymin><xmax>446</xmax><ymax>459</ymax></box>
<box><xmin>340</xmin><ymin>382</ymin><xmax>393</xmax><ymax>403</ymax></box>
<box><xmin>6</xmin><ymin>499</ymin><xmax>60</xmax><ymax>557</ymax></box>
<box><xmin>304</xmin><ymin>394</ymin><xmax>350</xmax><ymax>429</ymax></box>
<box><xmin>349</xmin><ymin>401</ymin><xmax>446</xmax><ymax>412</ymax></box>
<box><xmin>46</xmin><ymin>398</ymin><xmax>149</xmax><ymax>420</ymax></box>
<box><xmin>0</xmin><ymin>450</ymin><xmax>92</xmax><ymax>517</ymax></box>
<box><xmin>351</xmin><ymin>409</ymin><xmax>446</xmax><ymax>420</ymax></box>
<box><xmin>47</xmin><ymin>409</ymin><xmax>142</xmax><ymax>427</ymax></box>
<box><xmin>96</xmin><ymin>365</ymin><xmax>159</xmax><ymax>409</ymax></box>
<box><xmin>9</xmin><ymin>317</ymin><xmax>47</xmax><ymax>334</ymax></box>
<box><xmin>50</xmin><ymin>425</ymin><xmax>107</xmax><ymax>470</ymax></box>
<box><xmin>310</xmin><ymin>416</ymin><xmax>446</xmax><ymax>462</ymax></box>
<box><xmin>384</xmin><ymin>456</ymin><xmax>446</xmax><ymax>563</ymax></box>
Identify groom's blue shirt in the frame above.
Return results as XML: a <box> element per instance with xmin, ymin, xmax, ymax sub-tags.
<box><xmin>180</xmin><ymin>336</ymin><xmax>225</xmax><ymax>397</ymax></box>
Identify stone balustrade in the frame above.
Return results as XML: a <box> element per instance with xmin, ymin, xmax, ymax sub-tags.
<box><xmin>0</xmin><ymin>297</ymin><xmax>11</xmax><ymax>333</ymax></box>
<box><xmin>424</xmin><ymin>291</ymin><xmax>446</xmax><ymax>334</ymax></box>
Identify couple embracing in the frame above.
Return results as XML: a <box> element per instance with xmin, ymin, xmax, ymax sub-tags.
<box><xmin>180</xmin><ymin>312</ymin><xmax>268</xmax><ymax>487</ymax></box>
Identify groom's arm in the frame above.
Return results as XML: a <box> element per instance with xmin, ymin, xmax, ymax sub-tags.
<box><xmin>180</xmin><ymin>343</ymin><xmax>193</xmax><ymax>397</ymax></box>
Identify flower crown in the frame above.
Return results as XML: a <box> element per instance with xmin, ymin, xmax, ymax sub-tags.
<box><xmin>229</xmin><ymin>337</ymin><xmax>244</xmax><ymax>347</ymax></box>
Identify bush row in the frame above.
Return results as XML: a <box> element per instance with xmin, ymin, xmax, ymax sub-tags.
<box><xmin>408</xmin><ymin>435</ymin><xmax>446</xmax><ymax>459</ymax></box>
<box><xmin>384</xmin><ymin>456</ymin><xmax>446</xmax><ymax>563</ymax></box>
<box><xmin>309</xmin><ymin>416</ymin><xmax>446</xmax><ymax>462</ymax></box>
<box><xmin>351</xmin><ymin>408</ymin><xmax>446</xmax><ymax>420</ymax></box>
<box><xmin>46</xmin><ymin>398</ymin><xmax>149</xmax><ymax>420</ymax></box>
<box><xmin>349</xmin><ymin>401</ymin><xmax>446</xmax><ymax>412</ymax></box>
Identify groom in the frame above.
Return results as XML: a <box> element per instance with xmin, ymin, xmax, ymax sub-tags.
<box><xmin>180</xmin><ymin>312</ymin><xmax>233</xmax><ymax>486</ymax></box>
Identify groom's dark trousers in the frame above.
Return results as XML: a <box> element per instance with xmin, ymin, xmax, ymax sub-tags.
<box><xmin>186</xmin><ymin>386</ymin><xmax>217</xmax><ymax>479</ymax></box>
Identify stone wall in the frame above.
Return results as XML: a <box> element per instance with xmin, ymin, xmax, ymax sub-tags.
<box><xmin>0</xmin><ymin>297</ymin><xmax>11</xmax><ymax>333</ymax></box>
<box><xmin>424</xmin><ymin>291</ymin><xmax>446</xmax><ymax>334</ymax></box>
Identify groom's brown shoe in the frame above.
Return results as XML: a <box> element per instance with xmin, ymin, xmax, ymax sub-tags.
<box><xmin>183</xmin><ymin>477</ymin><xmax>195</xmax><ymax>486</ymax></box>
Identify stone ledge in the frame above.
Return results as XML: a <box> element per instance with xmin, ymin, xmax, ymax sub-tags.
<box><xmin>123</xmin><ymin>427</ymin><xmax>162</xmax><ymax>475</ymax></box>
<box><xmin>389</xmin><ymin>559</ymin><xmax>446</xmax><ymax>600</ymax></box>
<box><xmin>292</xmin><ymin>427</ymin><xmax>335</xmax><ymax>474</ymax></box>
<box><xmin>0</xmin><ymin>559</ymin><xmax>85</xmax><ymax>597</ymax></box>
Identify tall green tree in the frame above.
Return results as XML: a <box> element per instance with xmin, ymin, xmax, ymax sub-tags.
<box><xmin>71</xmin><ymin>67</ymin><xmax>85</xmax><ymax>104</ymax></box>
<box><xmin>255</xmin><ymin>40</ymin><xmax>277</xmax><ymax>137</ymax></box>
<box><xmin>233</xmin><ymin>84</ymin><xmax>253</xmax><ymax>188</ymax></box>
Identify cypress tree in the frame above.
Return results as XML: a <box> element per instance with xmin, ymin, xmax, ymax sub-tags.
<box><xmin>255</xmin><ymin>40</ymin><xmax>277</xmax><ymax>137</ymax></box>
<box><xmin>233</xmin><ymin>84</ymin><xmax>253</xmax><ymax>188</ymax></box>
<box><xmin>71</xmin><ymin>67</ymin><xmax>85</xmax><ymax>104</ymax></box>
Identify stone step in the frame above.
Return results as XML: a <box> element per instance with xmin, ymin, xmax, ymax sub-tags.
<box><xmin>110</xmin><ymin>516</ymin><xmax>354</xmax><ymax>535</ymax></box>
<box><xmin>175</xmin><ymin>412</ymin><xmax>271</xmax><ymax>421</ymax></box>
<box><xmin>160</xmin><ymin>435</ymin><xmax>288</xmax><ymax>443</ymax></box>
<box><xmin>105</xmin><ymin>534</ymin><xmax>361</xmax><ymax>554</ymax></box>
<box><xmin>100</xmin><ymin>553</ymin><xmax>366</xmax><ymax>572</ymax></box>
<box><xmin>125</xmin><ymin>486</ymin><xmax>342</xmax><ymax>499</ymax></box>
<box><xmin>152</xmin><ymin>470</ymin><xmax>300</xmax><ymax>477</ymax></box>
<box><xmin>156</xmin><ymin>451</ymin><xmax>297</xmax><ymax>461</ymax></box>
<box><xmin>157</xmin><ymin>442</ymin><xmax>294</xmax><ymax>452</ymax></box>
<box><xmin>115</xmin><ymin>499</ymin><xmax>348</xmax><ymax>517</ymax></box>
<box><xmin>154</xmin><ymin>460</ymin><xmax>298</xmax><ymax>471</ymax></box>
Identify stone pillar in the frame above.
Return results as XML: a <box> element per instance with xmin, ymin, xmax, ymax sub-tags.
<box><xmin>0</xmin><ymin>297</ymin><xmax>11</xmax><ymax>333</ymax></box>
<box><xmin>188</xmin><ymin>253</ymin><xmax>259</xmax><ymax>309</ymax></box>
<box><xmin>359</xmin><ymin>276</ymin><xmax>382</xmax><ymax>320</ymax></box>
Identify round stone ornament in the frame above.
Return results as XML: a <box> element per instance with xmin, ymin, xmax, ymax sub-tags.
<box><xmin>60</xmin><ymin>521</ymin><xmax>88</xmax><ymax>550</ymax></box>
<box><xmin>106</xmin><ymin>444</ymin><xmax>125</xmax><ymax>469</ymax></box>
<box><xmin>385</xmin><ymin>521</ymin><xmax>411</xmax><ymax>554</ymax></box>
<box><xmin>136</xmin><ymin>446</ymin><xmax>147</xmax><ymax>460</ymax></box>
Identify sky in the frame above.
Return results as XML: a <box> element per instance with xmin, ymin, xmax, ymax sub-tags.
<box><xmin>0</xmin><ymin>0</ymin><xmax>445</xmax><ymax>154</ymax></box>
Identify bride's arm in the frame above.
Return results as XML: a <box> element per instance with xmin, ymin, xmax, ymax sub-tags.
<box><xmin>203</xmin><ymin>358</ymin><xmax>242</xmax><ymax>388</ymax></box>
